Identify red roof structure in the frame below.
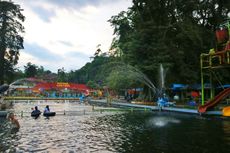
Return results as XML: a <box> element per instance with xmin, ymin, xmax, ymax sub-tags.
<box><xmin>32</xmin><ymin>82</ymin><xmax>90</xmax><ymax>95</ymax></box>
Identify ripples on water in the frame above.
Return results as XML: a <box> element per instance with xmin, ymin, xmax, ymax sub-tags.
<box><xmin>0</xmin><ymin>102</ymin><xmax>230</xmax><ymax>152</ymax></box>
<box><xmin>146</xmin><ymin>116</ymin><xmax>181</xmax><ymax>127</ymax></box>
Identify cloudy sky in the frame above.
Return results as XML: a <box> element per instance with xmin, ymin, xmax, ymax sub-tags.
<box><xmin>13</xmin><ymin>0</ymin><xmax>132</xmax><ymax>72</ymax></box>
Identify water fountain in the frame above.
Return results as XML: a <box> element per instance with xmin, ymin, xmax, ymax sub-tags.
<box><xmin>107</xmin><ymin>62</ymin><xmax>171</xmax><ymax>103</ymax></box>
<box><xmin>111</xmin><ymin>63</ymin><xmax>158</xmax><ymax>100</ymax></box>
<box><xmin>99</xmin><ymin>62</ymin><xmax>172</xmax><ymax>105</ymax></box>
<box><xmin>159</xmin><ymin>63</ymin><xmax>165</xmax><ymax>95</ymax></box>
<box><xmin>157</xmin><ymin>64</ymin><xmax>175</xmax><ymax>107</ymax></box>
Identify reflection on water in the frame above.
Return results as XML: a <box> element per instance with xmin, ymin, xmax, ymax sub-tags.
<box><xmin>0</xmin><ymin>102</ymin><xmax>230</xmax><ymax>152</ymax></box>
<box><xmin>147</xmin><ymin>116</ymin><xmax>180</xmax><ymax>127</ymax></box>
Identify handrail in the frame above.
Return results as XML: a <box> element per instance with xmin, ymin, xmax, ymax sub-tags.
<box><xmin>201</xmin><ymin>50</ymin><xmax>230</xmax><ymax>68</ymax></box>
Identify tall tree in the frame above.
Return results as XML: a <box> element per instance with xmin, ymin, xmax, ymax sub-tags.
<box><xmin>0</xmin><ymin>0</ymin><xmax>25</xmax><ymax>85</ymax></box>
<box><xmin>57</xmin><ymin>67</ymin><xmax>67</xmax><ymax>82</ymax></box>
<box><xmin>24</xmin><ymin>62</ymin><xmax>37</xmax><ymax>78</ymax></box>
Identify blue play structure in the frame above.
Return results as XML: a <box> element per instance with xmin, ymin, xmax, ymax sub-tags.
<box><xmin>157</xmin><ymin>97</ymin><xmax>176</xmax><ymax>107</ymax></box>
<box><xmin>188</xmin><ymin>100</ymin><xmax>197</xmax><ymax>106</ymax></box>
<box><xmin>42</xmin><ymin>91</ymin><xmax>85</xmax><ymax>99</ymax></box>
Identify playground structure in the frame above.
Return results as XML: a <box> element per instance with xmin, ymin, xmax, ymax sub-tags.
<box><xmin>199</xmin><ymin>19</ymin><xmax>230</xmax><ymax>114</ymax></box>
<box><xmin>8</xmin><ymin>78</ymin><xmax>90</xmax><ymax>99</ymax></box>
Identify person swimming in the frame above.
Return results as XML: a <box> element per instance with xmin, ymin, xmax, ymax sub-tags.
<box><xmin>32</xmin><ymin>106</ymin><xmax>41</xmax><ymax>114</ymax></box>
<box><xmin>31</xmin><ymin>106</ymin><xmax>41</xmax><ymax>118</ymax></box>
<box><xmin>44</xmin><ymin>105</ymin><xmax>50</xmax><ymax>113</ymax></box>
<box><xmin>8</xmin><ymin>112</ymin><xmax>20</xmax><ymax>129</ymax></box>
<box><xmin>43</xmin><ymin>105</ymin><xmax>56</xmax><ymax>117</ymax></box>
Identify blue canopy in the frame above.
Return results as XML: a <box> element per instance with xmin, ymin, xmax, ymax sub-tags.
<box><xmin>217</xmin><ymin>84</ymin><xmax>230</xmax><ymax>88</ymax></box>
<box><xmin>171</xmin><ymin>84</ymin><xmax>188</xmax><ymax>90</ymax></box>
<box><xmin>190</xmin><ymin>83</ymin><xmax>211</xmax><ymax>90</ymax></box>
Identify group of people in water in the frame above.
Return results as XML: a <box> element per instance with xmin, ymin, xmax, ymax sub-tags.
<box><xmin>8</xmin><ymin>105</ymin><xmax>51</xmax><ymax>129</ymax></box>
<box><xmin>31</xmin><ymin>105</ymin><xmax>50</xmax><ymax>114</ymax></box>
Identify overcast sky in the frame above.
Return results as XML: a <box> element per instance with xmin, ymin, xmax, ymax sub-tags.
<box><xmin>13</xmin><ymin>0</ymin><xmax>132</xmax><ymax>72</ymax></box>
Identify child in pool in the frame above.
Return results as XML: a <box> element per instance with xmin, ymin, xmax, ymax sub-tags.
<box><xmin>8</xmin><ymin>113</ymin><xmax>20</xmax><ymax>129</ymax></box>
<box><xmin>44</xmin><ymin>105</ymin><xmax>50</xmax><ymax>113</ymax></box>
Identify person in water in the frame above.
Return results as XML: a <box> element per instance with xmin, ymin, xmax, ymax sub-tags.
<box><xmin>8</xmin><ymin>113</ymin><xmax>20</xmax><ymax>129</ymax></box>
<box><xmin>32</xmin><ymin>106</ymin><xmax>41</xmax><ymax>114</ymax></box>
<box><xmin>44</xmin><ymin>105</ymin><xmax>50</xmax><ymax>113</ymax></box>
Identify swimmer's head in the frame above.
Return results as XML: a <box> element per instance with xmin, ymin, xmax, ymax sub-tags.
<box><xmin>8</xmin><ymin>112</ymin><xmax>15</xmax><ymax>119</ymax></box>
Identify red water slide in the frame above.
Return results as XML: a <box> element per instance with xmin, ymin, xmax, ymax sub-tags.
<box><xmin>198</xmin><ymin>88</ymin><xmax>230</xmax><ymax>113</ymax></box>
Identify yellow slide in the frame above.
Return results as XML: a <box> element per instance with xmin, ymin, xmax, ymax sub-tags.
<box><xmin>223</xmin><ymin>106</ymin><xmax>230</xmax><ymax>117</ymax></box>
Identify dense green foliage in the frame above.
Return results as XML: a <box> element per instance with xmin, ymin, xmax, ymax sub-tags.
<box><xmin>24</xmin><ymin>62</ymin><xmax>37</xmax><ymax>78</ymax></box>
<box><xmin>68</xmin><ymin>55</ymin><xmax>115</xmax><ymax>86</ymax></box>
<box><xmin>0</xmin><ymin>1</ymin><xmax>25</xmax><ymax>84</ymax></box>
<box><xmin>23</xmin><ymin>62</ymin><xmax>54</xmax><ymax>80</ymax></box>
<box><xmin>109</xmin><ymin>0</ymin><xmax>230</xmax><ymax>86</ymax></box>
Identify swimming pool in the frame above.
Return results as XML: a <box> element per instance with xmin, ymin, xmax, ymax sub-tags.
<box><xmin>0</xmin><ymin>102</ymin><xmax>230</xmax><ymax>152</ymax></box>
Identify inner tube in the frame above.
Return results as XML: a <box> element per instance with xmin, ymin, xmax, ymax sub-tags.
<box><xmin>31</xmin><ymin>111</ymin><xmax>41</xmax><ymax>117</ymax></box>
<box><xmin>0</xmin><ymin>85</ymin><xmax>9</xmax><ymax>94</ymax></box>
<box><xmin>43</xmin><ymin>112</ymin><xmax>56</xmax><ymax>117</ymax></box>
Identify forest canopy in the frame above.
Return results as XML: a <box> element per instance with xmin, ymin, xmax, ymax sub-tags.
<box><xmin>108</xmin><ymin>0</ymin><xmax>230</xmax><ymax>85</ymax></box>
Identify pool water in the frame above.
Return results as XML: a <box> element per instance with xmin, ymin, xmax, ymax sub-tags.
<box><xmin>0</xmin><ymin>102</ymin><xmax>230</xmax><ymax>152</ymax></box>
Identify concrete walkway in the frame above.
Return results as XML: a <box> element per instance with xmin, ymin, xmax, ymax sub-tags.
<box><xmin>89</xmin><ymin>99</ymin><xmax>223</xmax><ymax>116</ymax></box>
